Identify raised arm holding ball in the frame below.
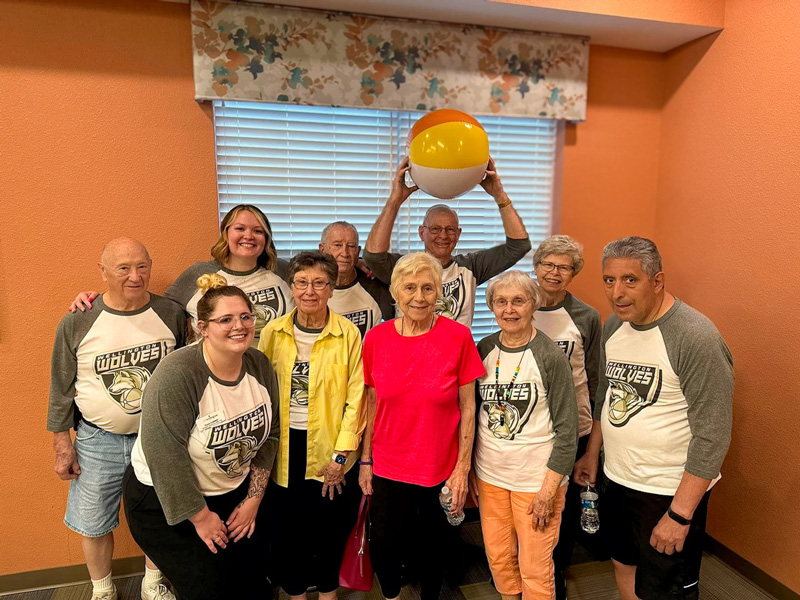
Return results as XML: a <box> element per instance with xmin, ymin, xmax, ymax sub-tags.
<box><xmin>363</xmin><ymin>156</ymin><xmax>530</xmax><ymax>328</ymax></box>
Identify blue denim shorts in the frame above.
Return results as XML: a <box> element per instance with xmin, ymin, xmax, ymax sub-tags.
<box><xmin>64</xmin><ymin>421</ymin><xmax>137</xmax><ymax>537</ymax></box>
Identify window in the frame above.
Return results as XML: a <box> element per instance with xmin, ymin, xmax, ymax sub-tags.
<box><xmin>213</xmin><ymin>100</ymin><xmax>557</xmax><ymax>340</ymax></box>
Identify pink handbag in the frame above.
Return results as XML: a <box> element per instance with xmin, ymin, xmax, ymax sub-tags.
<box><xmin>339</xmin><ymin>495</ymin><xmax>373</xmax><ymax>591</ymax></box>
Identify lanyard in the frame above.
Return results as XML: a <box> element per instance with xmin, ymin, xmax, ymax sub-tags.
<box><xmin>494</xmin><ymin>331</ymin><xmax>532</xmax><ymax>408</ymax></box>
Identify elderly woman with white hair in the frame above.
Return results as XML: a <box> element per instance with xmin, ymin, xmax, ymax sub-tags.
<box><xmin>471</xmin><ymin>270</ymin><xmax>578</xmax><ymax>600</ymax></box>
<box><xmin>531</xmin><ymin>234</ymin><xmax>603</xmax><ymax>600</ymax></box>
<box><xmin>359</xmin><ymin>252</ymin><xmax>485</xmax><ymax>600</ymax></box>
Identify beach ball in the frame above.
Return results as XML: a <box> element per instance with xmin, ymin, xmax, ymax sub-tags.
<box><xmin>407</xmin><ymin>109</ymin><xmax>490</xmax><ymax>199</ymax></box>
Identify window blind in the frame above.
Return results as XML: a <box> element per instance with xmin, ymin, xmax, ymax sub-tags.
<box><xmin>213</xmin><ymin>100</ymin><xmax>557</xmax><ymax>341</ymax></box>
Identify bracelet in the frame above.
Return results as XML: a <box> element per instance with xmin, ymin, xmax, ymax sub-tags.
<box><xmin>667</xmin><ymin>506</ymin><xmax>692</xmax><ymax>525</ymax></box>
<box><xmin>359</xmin><ymin>460</ymin><xmax>373</xmax><ymax>466</ymax></box>
<box><xmin>496</xmin><ymin>198</ymin><xmax>512</xmax><ymax>209</ymax></box>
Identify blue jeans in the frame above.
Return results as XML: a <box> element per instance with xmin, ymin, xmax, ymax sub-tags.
<box><xmin>64</xmin><ymin>421</ymin><xmax>137</xmax><ymax>537</ymax></box>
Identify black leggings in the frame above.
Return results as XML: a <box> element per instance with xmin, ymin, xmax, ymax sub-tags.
<box><xmin>370</xmin><ymin>474</ymin><xmax>451</xmax><ymax>600</ymax></box>
<box><xmin>123</xmin><ymin>466</ymin><xmax>268</xmax><ymax>600</ymax></box>
<box><xmin>271</xmin><ymin>428</ymin><xmax>360</xmax><ymax>596</ymax></box>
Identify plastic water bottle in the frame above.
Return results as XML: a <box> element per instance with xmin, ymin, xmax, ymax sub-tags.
<box><xmin>580</xmin><ymin>486</ymin><xmax>600</xmax><ymax>534</ymax></box>
<box><xmin>439</xmin><ymin>486</ymin><xmax>465</xmax><ymax>526</ymax></box>
<box><xmin>580</xmin><ymin>485</ymin><xmax>600</xmax><ymax>533</ymax></box>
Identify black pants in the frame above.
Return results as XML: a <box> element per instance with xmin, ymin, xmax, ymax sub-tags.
<box><xmin>271</xmin><ymin>429</ymin><xmax>360</xmax><ymax>596</ymax></box>
<box><xmin>554</xmin><ymin>434</ymin><xmax>609</xmax><ymax>600</ymax></box>
<box><xmin>123</xmin><ymin>465</ymin><xmax>268</xmax><ymax>600</ymax></box>
<box><xmin>370</xmin><ymin>474</ymin><xmax>451</xmax><ymax>600</ymax></box>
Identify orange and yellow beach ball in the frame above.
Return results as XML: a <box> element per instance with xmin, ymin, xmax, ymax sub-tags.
<box><xmin>407</xmin><ymin>109</ymin><xmax>490</xmax><ymax>200</ymax></box>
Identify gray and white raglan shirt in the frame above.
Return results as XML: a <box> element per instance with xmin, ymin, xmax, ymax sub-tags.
<box><xmin>164</xmin><ymin>260</ymin><xmax>292</xmax><ymax>344</ymax></box>
<box><xmin>532</xmin><ymin>292</ymin><xmax>601</xmax><ymax>438</ymax></box>
<box><xmin>363</xmin><ymin>236</ymin><xmax>531</xmax><ymax>328</ymax></box>
<box><xmin>48</xmin><ymin>294</ymin><xmax>187</xmax><ymax>435</ymax></box>
<box><xmin>595</xmin><ymin>300</ymin><xmax>734</xmax><ymax>496</ymax></box>
<box><xmin>130</xmin><ymin>343</ymin><xmax>280</xmax><ymax>525</ymax></box>
<box><xmin>474</xmin><ymin>331</ymin><xmax>578</xmax><ymax>492</ymax></box>
<box><xmin>328</xmin><ymin>269</ymin><xmax>394</xmax><ymax>339</ymax></box>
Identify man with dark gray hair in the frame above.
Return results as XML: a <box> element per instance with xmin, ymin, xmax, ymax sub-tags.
<box><xmin>319</xmin><ymin>220</ymin><xmax>394</xmax><ymax>337</ymax></box>
<box><xmin>573</xmin><ymin>236</ymin><xmax>733</xmax><ymax>600</ymax></box>
<box><xmin>364</xmin><ymin>157</ymin><xmax>530</xmax><ymax>328</ymax></box>
<box><xmin>48</xmin><ymin>238</ymin><xmax>186</xmax><ymax>600</ymax></box>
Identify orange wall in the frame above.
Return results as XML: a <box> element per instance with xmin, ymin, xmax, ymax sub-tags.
<box><xmin>3</xmin><ymin>0</ymin><xmax>797</xmax><ymax>593</ymax></box>
<box><xmin>0</xmin><ymin>0</ymin><xmax>219</xmax><ymax>575</ymax></box>
<box><xmin>655</xmin><ymin>0</ymin><xmax>800</xmax><ymax>592</ymax></box>
<box><xmin>561</xmin><ymin>45</ymin><xmax>664</xmax><ymax>313</ymax></box>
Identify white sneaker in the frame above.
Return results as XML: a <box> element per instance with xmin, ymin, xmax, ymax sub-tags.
<box><xmin>141</xmin><ymin>583</ymin><xmax>176</xmax><ymax>600</ymax></box>
<box><xmin>92</xmin><ymin>584</ymin><xmax>118</xmax><ymax>600</ymax></box>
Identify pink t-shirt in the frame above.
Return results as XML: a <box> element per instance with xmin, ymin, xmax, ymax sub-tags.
<box><xmin>363</xmin><ymin>317</ymin><xmax>485</xmax><ymax>486</ymax></box>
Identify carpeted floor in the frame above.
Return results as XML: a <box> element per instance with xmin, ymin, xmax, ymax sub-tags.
<box><xmin>1</xmin><ymin>521</ymin><xmax>780</xmax><ymax>600</ymax></box>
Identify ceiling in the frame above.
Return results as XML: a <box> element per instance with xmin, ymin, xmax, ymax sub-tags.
<box><xmin>172</xmin><ymin>0</ymin><xmax>723</xmax><ymax>53</ymax></box>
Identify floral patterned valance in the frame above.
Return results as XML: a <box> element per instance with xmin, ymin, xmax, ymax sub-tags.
<box><xmin>191</xmin><ymin>1</ymin><xmax>588</xmax><ymax>120</ymax></box>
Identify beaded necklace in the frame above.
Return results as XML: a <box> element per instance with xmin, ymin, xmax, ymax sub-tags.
<box><xmin>495</xmin><ymin>329</ymin><xmax>533</xmax><ymax>408</ymax></box>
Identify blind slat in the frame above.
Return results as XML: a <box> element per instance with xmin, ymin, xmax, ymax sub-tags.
<box><xmin>214</xmin><ymin>101</ymin><xmax>557</xmax><ymax>341</ymax></box>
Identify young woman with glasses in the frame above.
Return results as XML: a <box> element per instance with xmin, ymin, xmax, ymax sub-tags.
<box><xmin>123</xmin><ymin>274</ymin><xmax>280</xmax><ymax>600</ymax></box>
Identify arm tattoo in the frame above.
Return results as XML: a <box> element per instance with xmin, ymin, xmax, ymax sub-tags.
<box><xmin>246</xmin><ymin>466</ymin><xmax>270</xmax><ymax>499</ymax></box>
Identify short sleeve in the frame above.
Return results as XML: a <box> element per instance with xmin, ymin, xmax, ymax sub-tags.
<box><xmin>457</xmin><ymin>327</ymin><xmax>486</xmax><ymax>386</ymax></box>
<box><xmin>362</xmin><ymin>327</ymin><xmax>376</xmax><ymax>387</ymax></box>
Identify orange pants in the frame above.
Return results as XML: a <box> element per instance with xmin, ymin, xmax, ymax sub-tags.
<box><xmin>477</xmin><ymin>478</ymin><xmax>567</xmax><ymax>600</ymax></box>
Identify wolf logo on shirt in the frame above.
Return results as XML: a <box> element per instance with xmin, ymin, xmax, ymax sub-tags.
<box><xmin>94</xmin><ymin>341</ymin><xmax>169</xmax><ymax>414</ymax></box>
<box><xmin>248</xmin><ymin>286</ymin><xmax>287</xmax><ymax>334</ymax></box>
<box><xmin>555</xmin><ymin>340</ymin><xmax>575</xmax><ymax>360</ymax></box>
<box><xmin>478</xmin><ymin>382</ymin><xmax>538</xmax><ymax>440</ymax></box>
<box><xmin>605</xmin><ymin>360</ymin><xmax>663</xmax><ymax>427</ymax></box>
<box><xmin>208</xmin><ymin>405</ymin><xmax>268</xmax><ymax>478</ymax></box>
<box><xmin>291</xmin><ymin>362</ymin><xmax>310</xmax><ymax>406</ymax></box>
<box><xmin>342</xmin><ymin>309</ymin><xmax>371</xmax><ymax>337</ymax></box>
<box><xmin>436</xmin><ymin>276</ymin><xmax>465</xmax><ymax>321</ymax></box>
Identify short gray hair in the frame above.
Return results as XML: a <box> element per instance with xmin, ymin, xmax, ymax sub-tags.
<box><xmin>423</xmin><ymin>204</ymin><xmax>459</xmax><ymax>226</ymax></box>
<box><xmin>320</xmin><ymin>221</ymin><xmax>359</xmax><ymax>245</ymax></box>
<box><xmin>485</xmin><ymin>270</ymin><xmax>542</xmax><ymax>313</ymax></box>
<box><xmin>287</xmin><ymin>251</ymin><xmax>339</xmax><ymax>287</ymax></box>
<box><xmin>533</xmin><ymin>234</ymin><xmax>584</xmax><ymax>275</ymax></box>
<box><xmin>390</xmin><ymin>252</ymin><xmax>443</xmax><ymax>301</ymax></box>
<box><xmin>602</xmin><ymin>236</ymin><xmax>662</xmax><ymax>279</ymax></box>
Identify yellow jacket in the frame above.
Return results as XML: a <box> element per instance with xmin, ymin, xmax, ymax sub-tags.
<box><xmin>258</xmin><ymin>308</ymin><xmax>365</xmax><ymax>487</ymax></box>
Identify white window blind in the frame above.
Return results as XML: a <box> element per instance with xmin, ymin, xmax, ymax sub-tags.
<box><xmin>213</xmin><ymin>100</ymin><xmax>557</xmax><ymax>341</ymax></box>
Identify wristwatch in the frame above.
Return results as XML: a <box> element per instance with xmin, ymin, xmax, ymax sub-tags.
<box><xmin>331</xmin><ymin>452</ymin><xmax>347</xmax><ymax>465</ymax></box>
<box><xmin>667</xmin><ymin>507</ymin><xmax>692</xmax><ymax>526</ymax></box>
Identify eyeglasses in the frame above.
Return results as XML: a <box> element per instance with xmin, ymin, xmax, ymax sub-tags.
<box><xmin>537</xmin><ymin>261</ymin><xmax>575</xmax><ymax>275</ymax></box>
<box><xmin>292</xmin><ymin>279</ymin><xmax>331</xmax><ymax>291</ymax></box>
<box><xmin>493</xmin><ymin>297</ymin><xmax>531</xmax><ymax>308</ymax></box>
<box><xmin>422</xmin><ymin>226</ymin><xmax>459</xmax><ymax>237</ymax></box>
<box><xmin>205</xmin><ymin>313</ymin><xmax>257</xmax><ymax>330</ymax></box>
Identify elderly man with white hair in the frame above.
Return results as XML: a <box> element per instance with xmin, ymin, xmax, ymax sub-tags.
<box><xmin>319</xmin><ymin>220</ymin><xmax>394</xmax><ymax>338</ymax></box>
<box><xmin>364</xmin><ymin>157</ymin><xmax>531</xmax><ymax>328</ymax></box>
<box><xmin>48</xmin><ymin>237</ymin><xmax>187</xmax><ymax>600</ymax></box>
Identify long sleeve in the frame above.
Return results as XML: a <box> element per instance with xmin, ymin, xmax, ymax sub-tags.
<box><xmin>335</xmin><ymin>323</ymin><xmax>366</xmax><ymax>451</ymax></box>
<box><xmin>456</xmin><ymin>236</ymin><xmax>532</xmax><ymax>286</ymax></box>
<box><xmin>48</xmin><ymin>317</ymin><xmax>78</xmax><ymax>433</ymax></box>
<box><xmin>538</xmin><ymin>338</ymin><xmax>579</xmax><ymax>476</ymax></box>
<box><xmin>139</xmin><ymin>359</ymin><xmax>206</xmax><ymax>526</ymax></box>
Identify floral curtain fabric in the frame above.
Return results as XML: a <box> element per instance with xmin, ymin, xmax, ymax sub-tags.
<box><xmin>191</xmin><ymin>1</ymin><xmax>588</xmax><ymax>120</ymax></box>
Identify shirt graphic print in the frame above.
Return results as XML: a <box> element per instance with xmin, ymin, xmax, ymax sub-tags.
<box><xmin>478</xmin><ymin>379</ymin><xmax>539</xmax><ymax>441</ymax></box>
<box><xmin>94</xmin><ymin>341</ymin><xmax>170</xmax><ymax>415</ymax></box>
<box><xmin>206</xmin><ymin>404</ymin><xmax>270</xmax><ymax>478</ymax></box>
<box><xmin>604</xmin><ymin>360</ymin><xmax>663</xmax><ymax>427</ymax></box>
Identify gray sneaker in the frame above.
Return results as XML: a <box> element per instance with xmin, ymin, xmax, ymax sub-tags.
<box><xmin>91</xmin><ymin>584</ymin><xmax>118</xmax><ymax>600</ymax></box>
<box><xmin>141</xmin><ymin>583</ymin><xmax>176</xmax><ymax>600</ymax></box>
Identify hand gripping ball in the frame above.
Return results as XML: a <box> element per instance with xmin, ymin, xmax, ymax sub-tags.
<box><xmin>407</xmin><ymin>109</ymin><xmax>490</xmax><ymax>200</ymax></box>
